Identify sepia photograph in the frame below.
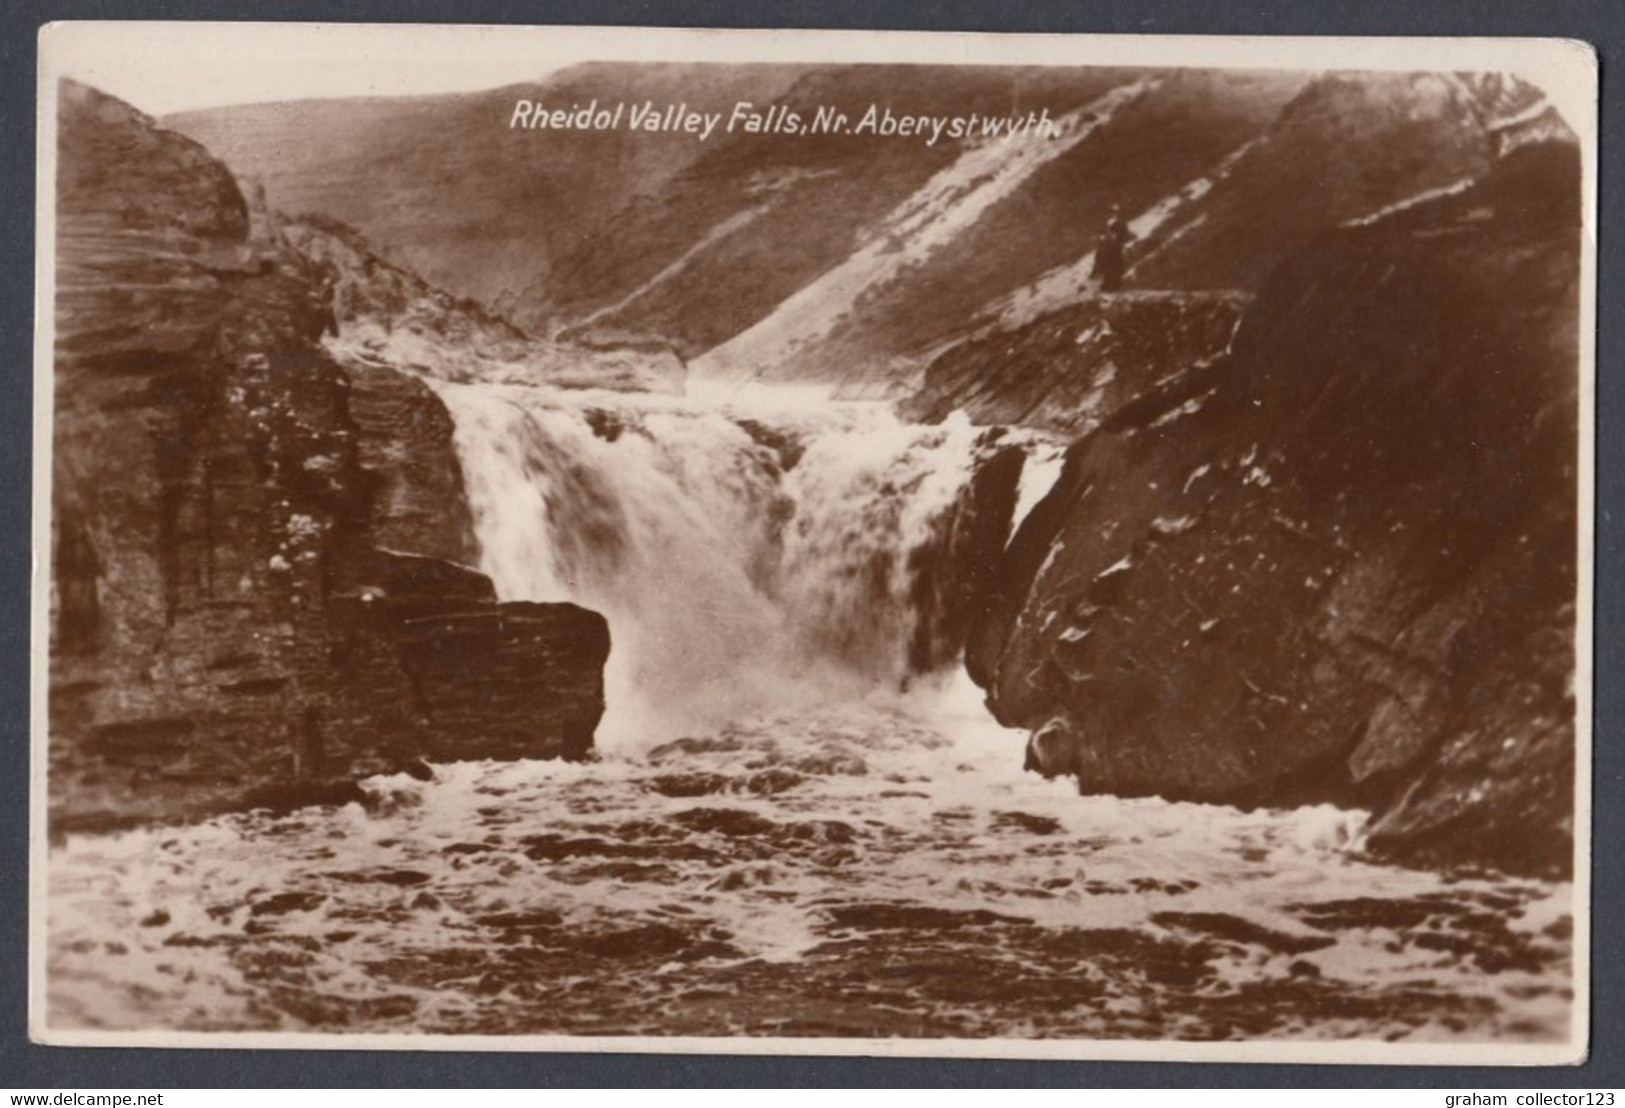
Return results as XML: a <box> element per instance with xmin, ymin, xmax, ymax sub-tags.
<box><xmin>31</xmin><ymin>22</ymin><xmax>1595</xmax><ymax>1062</ymax></box>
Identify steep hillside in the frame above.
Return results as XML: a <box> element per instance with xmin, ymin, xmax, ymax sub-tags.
<box><xmin>50</xmin><ymin>81</ymin><xmax>612</xmax><ymax>834</ymax></box>
<box><xmin>536</xmin><ymin>64</ymin><xmax>1156</xmax><ymax>354</ymax></box>
<box><xmin>173</xmin><ymin>64</ymin><xmax>1165</xmax><ymax>351</ymax></box>
<box><xmin>1127</xmin><ymin>72</ymin><xmax>1537</xmax><ymax>290</ymax></box>
<box><xmin>171</xmin><ymin>63</ymin><xmax>810</xmax><ymax>319</ymax></box>
<box><xmin>175</xmin><ymin>66</ymin><xmax>1561</xmax><ymax>400</ymax></box>
<box><xmin>697</xmin><ymin>69</ymin><xmax>1301</xmax><ymax>391</ymax></box>
<box><xmin>172</xmin><ymin>65</ymin><xmax>1298</xmax><ymax>368</ymax></box>
<box><xmin>966</xmin><ymin>138</ymin><xmax>1582</xmax><ymax>877</ymax></box>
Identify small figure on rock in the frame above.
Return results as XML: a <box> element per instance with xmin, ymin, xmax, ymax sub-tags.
<box><xmin>1093</xmin><ymin>204</ymin><xmax>1132</xmax><ymax>293</ymax></box>
<box><xmin>317</xmin><ymin>267</ymin><xmax>342</xmax><ymax>338</ymax></box>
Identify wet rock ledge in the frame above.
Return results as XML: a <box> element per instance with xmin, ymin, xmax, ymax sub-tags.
<box><xmin>48</xmin><ymin>80</ymin><xmax>609</xmax><ymax>835</ymax></box>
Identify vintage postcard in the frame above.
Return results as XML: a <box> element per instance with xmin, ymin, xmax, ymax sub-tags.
<box><xmin>31</xmin><ymin>23</ymin><xmax>1595</xmax><ymax>1062</ymax></box>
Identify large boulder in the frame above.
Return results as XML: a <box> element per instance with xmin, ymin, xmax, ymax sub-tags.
<box><xmin>969</xmin><ymin>139</ymin><xmax>1582</xmax><ymax>877</ymax></box>
<box><xmin>323</xmin><ymin>598</ymin><xmax>609</xmax><ymax>769</ymax></box>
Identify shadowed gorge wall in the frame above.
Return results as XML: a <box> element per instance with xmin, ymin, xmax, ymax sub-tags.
<box><xmin>49</xmin><ymin>81</ymin><xmax>611</xmax><ymax>833</ymax></box>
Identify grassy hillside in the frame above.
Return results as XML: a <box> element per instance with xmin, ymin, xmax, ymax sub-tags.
<box><xmin>172</xmin><ymin>63</ymin><xmax>811</xmax><ymax>320</ymax></box>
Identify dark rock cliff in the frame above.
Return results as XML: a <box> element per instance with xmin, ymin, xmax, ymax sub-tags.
<box><xmin>49</xmin><ymin>81</ymin><xmax>610</xmax><ymax>834</ymax></box>
<box><xmin>966</xmin><ymin>139</ymin><xmax>1581</xmax><ymax>877</ymax></box>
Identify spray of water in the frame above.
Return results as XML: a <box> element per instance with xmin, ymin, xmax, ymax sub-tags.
<box><xmin>433</xmin><ymin>379</ymin><xmax>1034</xmax><ymax>753</ymax></box>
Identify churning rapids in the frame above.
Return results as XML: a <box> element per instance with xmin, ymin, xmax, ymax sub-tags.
<box><xmin>47</xmin><ymin>380</ymin><xmax>1572</xmax><ymax>1042</ymax></box>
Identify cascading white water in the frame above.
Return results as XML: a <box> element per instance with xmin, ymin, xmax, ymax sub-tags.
<box><xmin>432</xmin><ymin>379</ymin><xmax>1025</xmax><ymax>752</ymax></box>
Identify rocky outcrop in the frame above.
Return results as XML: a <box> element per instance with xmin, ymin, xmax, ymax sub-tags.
<box><xmin>276</xmin><ymin>213</ymin><xmax>686</xmax><ymax>395</ymax></box>
<box><xmin>49</xmin><ymin>81</ymin><xmax>611</xmax><ymax>834</ymax></box>
<box><xmin>899</xmin><ymin>293</ymin><xmax>1246</xmax><ymax>435</ymax></box>
<box><xmin>967</xmin><ymin>139</ymin><xmax>1581</xmax><ymax>877</ymax></box>
<box><xmin>321</xmin><ymin>594</ymin><xmax>608</xmax><ymax>771</ymax></box>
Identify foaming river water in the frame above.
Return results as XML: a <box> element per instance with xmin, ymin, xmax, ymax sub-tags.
<box><xmin>46</xmin><ymin>687</ymin><xmax>1572</xmax><ymax>1040</ymax></box>
<box><xmin>47</xmin><ymin>381</ymin><xmax>1573</xmax><ymax>1042</ymax></box>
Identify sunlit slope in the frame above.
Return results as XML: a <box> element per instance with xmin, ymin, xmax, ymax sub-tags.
<box><xmin>532</xmin><ymin>65</ymin><xmax>1152</xmax><ymax>355</ymax></box>
<box><xmin>695</xmin><ymin>70</ymin><xmax>1302</xmax><ymax>390</ymax></box>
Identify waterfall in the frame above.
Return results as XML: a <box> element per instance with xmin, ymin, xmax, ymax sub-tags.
<box><xmin>432</xmin><ymin>379</ymin><xmax>1040</xmax><ymax>752</ymax></box>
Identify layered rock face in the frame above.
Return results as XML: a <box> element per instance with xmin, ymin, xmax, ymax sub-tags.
<box><xmin>49</xmin><ymin>81</ymin><xmax>610</xmax><ymax>833</ymax></box>
<box><xmin>967</xmin><ymin>139</ymin><xmax>1581</xmax><ymax>877</ymax></box>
